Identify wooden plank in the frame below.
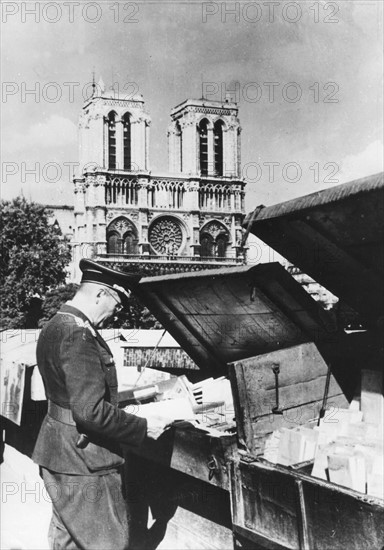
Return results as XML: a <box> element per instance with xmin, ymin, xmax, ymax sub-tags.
<box><xmin>245</xmin><ymin>173</ymin><xmax>384</xmax><ymax>324</ymax></box>
<box><xmin>229</xmin><ymin>459</ymin><xmax>243</xmax><ymax>530</ymax></box>
<box><xmin>232</xmin><ymin>458</ymin><xmax>384</xmax><ymax>550</ymax></box>
<box><xmin>229</xmin><ymin>363</ymin><xmax>255</xmax><ymax>453</ymax></box>
<box><xmin>126</xmin><ymin>426</ymin><xmax>237</xmax><ymax>490</ymax></box>
<box><xmin>235</xmin><ymin>460</ymin><xmax>301</xmax><ymax>549</ymax></box>
<box><xmin>295</xmin><ymin>480</ymin><xmax>310</xmax><ymax>550</ymax></box>
<box><xmin>135</xmin><ymin>263</ymin><xmax>336</xmax><ymax>374</ymax></box>
<box><xmin>230</xmin><ymin>343</ymin><xmax>348</xmax><ymax>456</ymax></box>
<box><xmin>302</xmin><ymin>477</ymin><xmax>384</xmax><ymax>550</ymax></box>
<box><xmin>234</xmin><ymin>343</ymin><xmax>338</xmax><ymax>388</ymax></box>
<box><xmin>170</xmin><ymin>430</ymin><xmax>236</xmax><ymax>490</ymax></box>
<box><xmin>246</xmin><ymin>377</ymin><xmax>343</xmax><ymax>419</ymax></box>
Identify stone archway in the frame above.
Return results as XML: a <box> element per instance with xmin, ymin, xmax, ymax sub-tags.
<box><xmin>106</xmin><ymin>217</ymin><xmax>138</xmax><ymax>255</ymax></box>
<box><xmin>200</xmin><ymin>220</ymin><xmax>229</xmax><ymax>258</ymax></box>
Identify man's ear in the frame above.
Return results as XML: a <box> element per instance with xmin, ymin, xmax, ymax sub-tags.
<box><xmin>96</xmin><ymin>288</ymin><xmax>105</xmax><ymax>299</ymax></box>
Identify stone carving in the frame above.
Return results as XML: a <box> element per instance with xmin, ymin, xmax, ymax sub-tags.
<box><xmin>85</xmin><ymin>175</ymin><xmax>96</xmax><ymax>187</ymax></box>
<box><xmin>185</xmin><ymin>106</ymin><xmax>237</xmax><ymax>116</ymax></box>
<box><xmin>103</xmin><ymin>99</ymin><xmax>144</xmax><ymax>109</ymax></box>
<box><xmin>129</xmin><ymin>211</ymin><xmax>139</xmax><ymax>221</ymax></box>
<box><xmin>95</xmin><ymin>175</ymin><xmax>106</xmax><ymax>187</ymax></box>
<box><xmin>149</xmin><ymin>217</ymin><xmax>183</xmax><ymax>255</ymax></box>
<box><xmin>225</xmin><ymin>116</ymin><xmax>240</xmax><ymax>131</ymax></box>
<box><xmin>178</xmin><ymin>117</ymin><xmax>196</xmax><ymax>129</ymax></box>
<box><xmin>185</xmin><ymin>181</ymin><xmax>199</xmax><ymax>192</ymax></box>
<box><xmin>203</xmin><ymin>221</ymin><xmax>227</xmax><ymax>239</ymax></box>
<box><xmin>74</xmin><ymin>180</ymin><xmax>87</xmax><ymax>193</ymax></box>
<box><xmin>108</xmin><ymin>217</ymin><xmax>136</xmax><ymax>235</ymax></box>
<box><xmin>199</xmin><ymin>214</ymin><xmax>211</xmax><ymax>225</ymax></box>
<box><xmin>138</xmin><ymin>179</ymin><xmax>150</xmax><ymax>189</ymax></box>
<box><xmin>87</xmin><ymin>112</ymin><xmax>104</xmax><ymax>122</ymax></box>
<box><xmin>131</xmin><ymin>114</ymin><xmax>151</xmax><ymax>125</ymax></box>
<box><xmin>153</xmin><ymin>179</ymin><xmax>185</xmax><ymax>188</ymax></box>
<box><xmin>167</xmin><ymin>122</ymin><xmax>180</xmax><ymax>136</ymax></box>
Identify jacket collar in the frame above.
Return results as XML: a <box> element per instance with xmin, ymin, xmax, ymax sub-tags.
<box><xmin>59</xmin><ymin>303</ymin><xmax>112</xmax><ymax>354</ymax></box>
<box><xmin>60</xmin><ymin>303</ymin><xmax>93</xmax><ymax>325</ymax></box>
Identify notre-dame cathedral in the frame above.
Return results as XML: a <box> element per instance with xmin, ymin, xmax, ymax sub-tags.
<box><xmin>67</xmin><ymin>79</ymin><xmax>246</xmax><ymax>277</ymax></box>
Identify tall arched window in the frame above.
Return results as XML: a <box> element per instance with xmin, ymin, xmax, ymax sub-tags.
<box><xmin>176</xmin><ymin>121</ymin><xmax>182</xmax><ymax>172</ymax></box>
<box><xmin>216</xmin><ymin>234</ymin><xmax>227</xmax><ymax>257</ymax></box>
<box><xmin>107</xmin><ymin>232</ymin><xmax>120</xmax><ymax>254</ymax></box>
<box><xmin>199</xmin><ymin>119</ymin><xmax>209</xmax><ymax>176</ymax></box>
<box><xmin>123</xmin><ymin>113</ymin><xmax>131</xmax><ymax>170</ymax></box>
<box><xmin>107</xmin><ymin>217</ymin><xmax>138</xmax><ymax>255</ymax></box>
<box><xmin>108</xmin><ymin>111</ymin><xmax>117</xmax><ymax>170</ymax></box>
<box><xmin>123</xmin><ymin>231</ymin><xmax>138</xmax><ymax>255</ymax></box>
<box><xmin>200</xmin><ymin>221</ymin><xmax>229</xmax><ymax>258</ymax></box>
<box><xmin>200</xmin><ymin>234</ymin><xmax>214</xmax><ymax>257</ymax></box>
<box><xmin>214</xmin><ymin>120</ymin><xmax>224</xmax><ymax>176</ymax></box>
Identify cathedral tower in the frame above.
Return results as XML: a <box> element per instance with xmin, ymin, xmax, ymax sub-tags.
<box><xmin>167</xmin><ymin>98</ymin><xmax>241</xmax><ymax>177</ymax></box>
<box><xmin>72</xmin><ymin>87</ymin><xmax>246</xmax><ymax>277</ymax></box>
<box><xmin>79</xmin><ymin>78</ymin><xmax>151</xmax><ymax>172</ymax></box>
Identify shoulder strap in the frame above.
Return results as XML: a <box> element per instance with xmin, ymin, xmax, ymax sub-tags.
<box><xmin>57</xmin><ymin>311</ymin><xmax>97</xmax><ymax>337</ymax></box>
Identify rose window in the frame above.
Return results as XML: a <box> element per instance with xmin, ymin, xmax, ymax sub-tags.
<box><xmin>149</xmin><ymin>217</ymin><xmax>183</xmax><ymax>255</ymax></box>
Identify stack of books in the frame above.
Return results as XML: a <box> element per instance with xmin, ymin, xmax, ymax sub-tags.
<box><xmin>123</xmin><ymin>374</ymin><xmax>236</xmax><ymax>436</ymax></box>
<box><xmin>263</xmin><ymin>369</ymin><xmax>383</xmax><ymax>499</ymax></box>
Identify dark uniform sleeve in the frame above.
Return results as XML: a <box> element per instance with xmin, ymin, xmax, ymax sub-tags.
<box><xmin>60</xmin><ymin>324</ymin><xmax>147</xmax><ymax>448</ymax></box>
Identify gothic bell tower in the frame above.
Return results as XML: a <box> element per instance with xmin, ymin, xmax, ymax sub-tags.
<box><xmin>78</xmin><ymin>77</ymin><xmax>151</xmax><ymax>172</ymax></box>
<box><xmin>167</xmin><ymin>98</ymin><xmax>241</xmax><ymax>177</ymax></box>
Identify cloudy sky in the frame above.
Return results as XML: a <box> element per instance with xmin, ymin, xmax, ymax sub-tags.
<box><xmin>1</xmin><ymin>0</ymin><xmax>383</xmax><ymax>211</ymax></box>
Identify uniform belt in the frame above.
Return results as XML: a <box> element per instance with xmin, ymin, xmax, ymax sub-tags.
<box><xmin>47</xmin><ymin>401</ymin><xmax>76</xmax><ymax>426</ymax></box>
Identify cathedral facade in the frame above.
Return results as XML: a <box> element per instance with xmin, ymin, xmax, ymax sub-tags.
<box><xmin>72</xmin><ymin>81</ymin><xmax>247</xmax><ymax>276</ymax></box>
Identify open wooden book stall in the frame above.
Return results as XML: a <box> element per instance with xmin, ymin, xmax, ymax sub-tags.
<box><xmin>122</xmin><ymin>173</ymin><xmax>383</xmax><ymax>550</ymax></box>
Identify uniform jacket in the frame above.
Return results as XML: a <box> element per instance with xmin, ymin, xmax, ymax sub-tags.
<box><xmin>32</xmin><ymin>304</ymin><xmax>147</xmax><ymax>475</ymax></box>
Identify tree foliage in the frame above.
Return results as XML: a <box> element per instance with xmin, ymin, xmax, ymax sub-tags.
<box><xmin>104</xmin><ymin>294</ymin><xmax>162</xmax><ymax>329</ymax></box>
<box><xmin>38</xmin><ymin>283</ymin><xmax>79</xmax><ymax>328</ymax></box>
<box><xmin>0</xmin><ymin>197</ymin><xmax>71</xmax><ymax>328</ymax></box>
<box><xmin>38</xmin><ymin>284</ymin><xmax>161</xmax><ymax>330</ymax></box>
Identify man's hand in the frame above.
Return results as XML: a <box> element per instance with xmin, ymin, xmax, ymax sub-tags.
<box><xmin>146</xmin><ymin>416</ymin><xmax>172</xmax><ymax>440</ymax></box>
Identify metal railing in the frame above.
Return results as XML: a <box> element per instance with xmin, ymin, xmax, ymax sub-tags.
<box><xmin>97</xmin><ymin>253</ymin><xmax>242</xmax><ymax>264</ymax></box>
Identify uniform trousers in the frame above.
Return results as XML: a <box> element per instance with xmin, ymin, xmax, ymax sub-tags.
<box><xmin>41</xmin><ymin>467</ymin><xmax>130</xmax><ymax>550</ymax></box>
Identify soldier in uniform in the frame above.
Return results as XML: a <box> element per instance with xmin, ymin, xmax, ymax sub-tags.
<box><xmin>32</xmin><ymin>259</ymin><xmax>170</xmax><ymax>550</ymax></box>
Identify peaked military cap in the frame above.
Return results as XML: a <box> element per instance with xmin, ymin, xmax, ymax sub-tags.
<box><xmin>79</xmin><ymin>259</ymin><xmax>141</xmax><ymax>305</ymax></box>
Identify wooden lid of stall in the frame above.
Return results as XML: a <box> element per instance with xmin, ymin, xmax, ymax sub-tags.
<box><xmin>134</xmin><ymin>263</ymin><xmax>337</xmax><ymax>374</ymax></box>
<box><xmin>243</xmin><ymin>172</ymin><xmax>384</xmax><ymax>327</ymax></box>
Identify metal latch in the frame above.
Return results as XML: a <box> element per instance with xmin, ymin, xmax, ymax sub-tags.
<box><xmin>272</xmin><ymin>363</ymin><xmax>283</xmax><ymax>415</ymax></box>
<box><xmin>207</xmin><ymin>455</ymin><xmax>220</xmax><ymax>481</ymax></box>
